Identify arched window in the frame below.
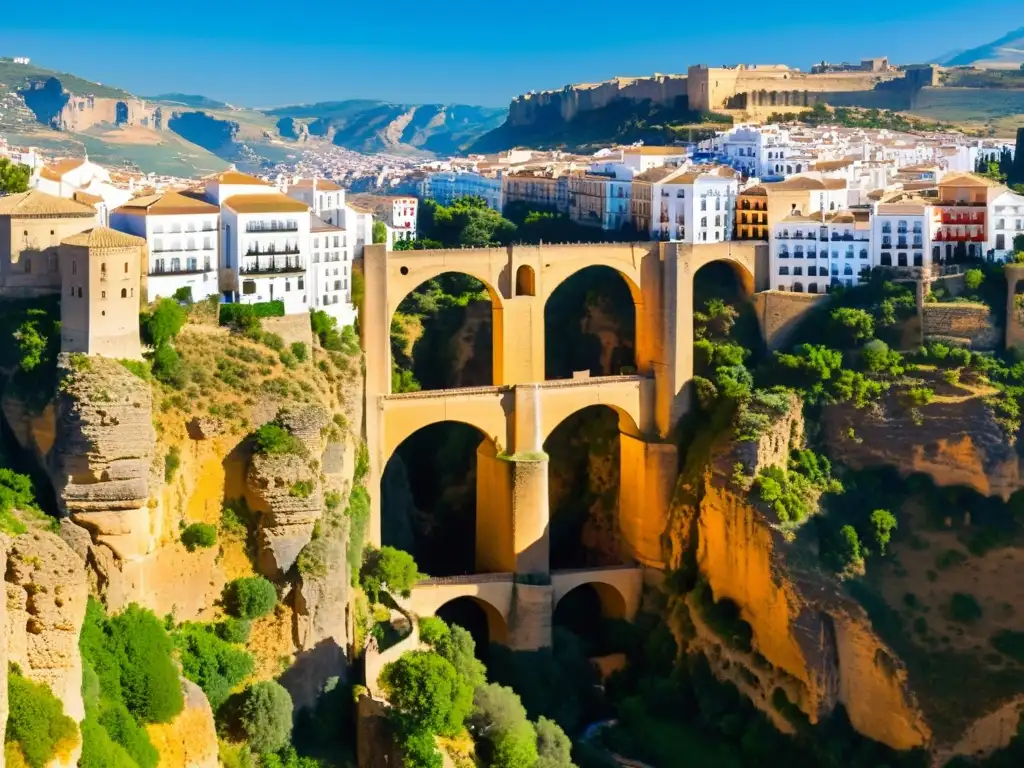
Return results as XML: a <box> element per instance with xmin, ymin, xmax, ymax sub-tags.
<box><xmin>792</xmin><ymin>282</ymin><xmax>804</xmax><ymax>293</ymax></box>
<box><xmin>808</xmin><ymin>282</ymin><xmax>818</xmax><ymax>294</ymax></box>
<box><xmin>843</xmin><ymin>264</ymin><xmax>853</xmax><ymax>276</ymax></box>
<box><xmin>121</xmin><ymin>288</ymin><xmax>127</xmax><ymax>298</ymax></box>
<box><xmin>859</xmin><ymin>249</ymin><xmax>868</xmax><ymax>259</ymax></box>
<box><xmin>515</xmin><ymin>265</ymin><xmax>536</xmax><ymax>296</ymax></box>
<box><xmin>77</xmin><ymin>287</ymin><xmax>83</xmax><ymax>298</ymax></box>
<box><xmin>779</xmin><ymin>245</ymin><xmax>789</xmax><ymax>258</ymax></box>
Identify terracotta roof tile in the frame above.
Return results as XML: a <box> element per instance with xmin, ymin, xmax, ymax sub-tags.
<box><xmin>291</xmin><ymin>179</ymin><xmax>343</xmax><ymax>191</ymax></box>
<box><xmin>214</xmin><ymin>170</ymin><xmax>271</xmax><ymax>186</ymax></box>
<box><xmin>223</xmin><ymin>193</ymin><xmax>309</xmax><ymax>214</ymax></box>
<box><xmin>39</xmin><ymin>158</ymin><xmax>86</xmax><ymax>181</ymax></box>
<box><xmin>61</xmin><ymin>227</ymin><xmax>146</xmax><ymax>249</ymax></box>
<box><xmin>115</xmin><ymin>190</ymin><xmax>220</xmax><ymax>216</ymax></box>
<box><xmin>0</xmin><ymin>190</ymin><xmax>97</xmax><ymax>217</ymax></box>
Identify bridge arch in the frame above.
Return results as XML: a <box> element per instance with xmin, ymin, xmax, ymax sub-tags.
<box><xmin>381</xmin><ymin>392</ymin><xmax>510</xmax><ymax>464</ymax></box>
<box><xmin>540</xmin><ymin>384</ymin><xmax>643</xmax><ymax>444</ymax></box>
<box><xmin>387</xmin><ymin>256</ymin><xmax>507</xmax><ymax>320</ymax></box>
<box><xmin>408</xmin><ymin>577</ymin><xmax>513</xmax><ymax>645</ymax></box>
<box><xmin>552</xmin><ymin>567</ymin><xmax>643</xmax><ymax>621</ymax></box>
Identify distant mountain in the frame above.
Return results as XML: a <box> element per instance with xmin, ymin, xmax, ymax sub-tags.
<box><xmin>265</xmin><ymin>100</ymin><xmax>507</xmax><ymax>155</ymax></box>
<box><xmin>145</xmin><ymin>93</ymin><xmax>229</xmax><ymax>109</ymax></box>
<box><xmin>942</xmin><ymin>26</ymin><xmax>1024</xmax><ymax>68</ymax></box>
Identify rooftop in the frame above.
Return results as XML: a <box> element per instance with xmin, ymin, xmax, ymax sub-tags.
<box><xmin>939</xmin><ymin>172</ymin><xmax>1001</xmax><ymax>189</ymax></box>
<box><xmin>38</xmin><ymin>158</ymin><xmax>86</xmax><ymax>182</ymax></box>
<box><xmin>213</xmin><ymin>170</ymin><xmax>272</xmax><ymax>187</ymax></box>
<box><xmin>114</xmin><ymin>190</ymin><xmax>220</xmax><ymax>216</ymax></box>
<box><xmin>222</xmin><ymin>193</ymin><xmax>309</xmax><ymax>215</ymax></box>
<box><xmin>0</xmin><ymin>190</ymin><xmax>97</xmax><ymax>218</ymax></box>
<box><xmin>61</xmin><ymin>227</ymin><xmax>147</xmax><ymax>250</ymax></box>
<box><xmin>290</xmin><ymin>178</ymin><xmax>343</xmax><ymax>192</ymax></box>
<box><xmin>621</xmin><ymin>146</ymin><xmax>687</xmax><ymax>156</ymax></box>
<box><xmin>310</xmin><ymin>213</ymin><xmax>343</xmax><ymax>232</ymax></box>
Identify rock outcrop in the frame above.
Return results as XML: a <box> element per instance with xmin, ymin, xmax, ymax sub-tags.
<box><xmin>672</xmin><ymin>399</ymin><xmax>931</xmax><ymax>751</ymax></box>
<box><xmin>145</xmin><ymin>679</ymin><xmax>218</xmax><ymax>768</ymax></box>
<box><xmin>247</xmin><ymin>406</ymin><xmax>331</xmax><ymax>578</ymax></box>
<box><xmin>823</xmin><ymin>390</ymin><xmax>1020</xmax><ymax>499</ymax></box>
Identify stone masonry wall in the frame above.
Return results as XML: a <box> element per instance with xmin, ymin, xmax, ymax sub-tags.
<box><xmin>753</xmin><ymin>290</ymin><xmax>827</xmax><ymax>351</ymax></box>
<box><xmin>921</xmin><ymin>303</ymin><xmax>1000</xmax><ymax>350</ymax></box>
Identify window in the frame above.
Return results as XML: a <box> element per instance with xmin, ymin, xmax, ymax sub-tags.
<box><xmin>24</xmin><ymin>257</ymin><xmax>30</xmax><ymax>274</ymax></box>
<box><xmin>779</xmin><ymin>266</ymin><xmax>790</xmax><ymax>275</ymax></box>
<box><xmin>78</xmin><ymin>287</ymin><xmax>82</xmax><ymax>298</ymax></box>
<box><xmin>242</xmin><ymin>280</ymin><xmax>256</xmax><ymax>295</ymax></box>
<box><xmin>843</xmin><ymin>264</ymin><xmax>853</xmax><ymax>276</ymax></box>
<box><xmin>779</xmin><ymin>246</ymin><xmax>789</xmax><ymax>258</ymax></box>
<box><xmin>298</xmin><ymin>277</ymin><xmax>304</xmax><ymax>290</ymax></box>
<box><xmin>897</xmin><ymin>253</ymin><xmax>907</xmax><ymax>267</ymax></box>
<box><xmin>121</xmin><ymin>288</ymin><xmax>127</xmax><ymax>298</ymax></box>
<box><xmin>882</xmin><ymin>222</ymin><xmax>891</xmax><ymax>233</ymax></box>
<box><xmin>314</xmin><ymin>238</ymin><xmax>320</xmax><ymax>249</ymax></box>
<box><xmin>794</xmin><ymin>266</ymin><xmax>803</xmax><ymax>276</ymax></box>
<box><xmin>913</xmin><ymin>253</ymin><xmax>923</xmax><ymax>267</ymax></box>
<box><xmin>72</xmin><ymin>260</ymin><xmax>77</xmax><ymax>275</ymax></box>
<box><xmin>101</xmin><ymin>291</ymin><xmax>106</xmax><ymax>298</ymax></box>
<box><xmin>808</xmin><ymin>282</ymin><xmax>818</xmax><ymax>294</ymax></box>
<box><xmin>285</xmin><ymin>280</ymin><xmax>291</xmax><ymax>292</ymax></box>
<box><xmin>881</xmin><ymin>253</ymin><xmax>892</xmax><ymax>266</ymax></box>
<box><xmin>859</xmin><ymin>249</ymin><xmax>868</xmax><ymax>259</ymax></box>
<box><xmin>701</xmin><ymin>199</ymin><xmax>706</xmax><ymax>211</ymax></box>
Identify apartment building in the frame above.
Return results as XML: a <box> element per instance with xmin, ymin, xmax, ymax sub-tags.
<box><xmin>991</xmin><ymin>190</ymin><xmax>1024</xmax><ymax>260</ymax></box>
<box><xmin>310</xmin><ymin>214</ymin><xmax>356</xmax><ymax>326</ymax></box>
<box><xmin>347</xmin><ymin>194</ymin><xmax>418</xmax><ymax>243</ymax></box>
<box><xmin>503</xmin><ymin>172</ymin><xmax>567</xmax><ymax>213</ymax></box>
<box><xmin>425</xmin><ymin>171</ymin><xmax>503</xmax><ymax>211</ymax></box>
<box><xmin>933</xmin><ymin>173</ymin><xmax>1002</xmax><ymax>261</ymax></box>
<box><xmin>770</xmin><ymin>210</ymin><xmax>872</xmax><ymax>293</ymax></box>
<box><xmin>568</xmin><ymin>173</ymin><xmax>611</xmax><ymax>228</ymax></box>
<box><xmin>32</xmin><ymin>157</ymin><xmax>133</xmax><ymax>226</ymax></box>
<box><xmin>110</xmin><ymin>190</ymin><xmax>220</xmax><ymax>302</ymax></box>
<box><xmin>620</xmin><ymin>146</ymin><xmax>688</xmax><ymax>174</ymax></box>
<box><xmin>734</xmin><ymin>176</ymin><xmax>849</xmax><ymax>240</ymax></box>
<box><xmin>870</xmin><ymin>194</ymin><xmax>939</xmax><ymax>271</ymax></box>
<box><xmin>210</xmin><ymin>171</ymin><xmax>312</xmax><ymax>314</ymax></box>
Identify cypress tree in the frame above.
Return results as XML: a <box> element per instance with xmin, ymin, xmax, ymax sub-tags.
<box><xmin>1010</xmin><ymin>127</ymin><xmax>1024</xmax><ymax>187</ymax></box>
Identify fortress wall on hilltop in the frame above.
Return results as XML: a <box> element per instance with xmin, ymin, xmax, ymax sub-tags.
<box><xmin>508</xmin><ymin>74</ymin><xmax>689</xmax><ymax>126</ymax></box>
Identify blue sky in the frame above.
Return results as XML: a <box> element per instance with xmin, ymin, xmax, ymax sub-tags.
<box><xmin>1</xmin><ymin>2</ymin><xmax>1020</xmax><ymax>108</ymax></box>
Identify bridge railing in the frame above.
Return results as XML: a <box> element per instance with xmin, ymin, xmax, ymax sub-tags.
<box><xmin>382</xmin><ymin>385</ymin><xmax>509</xmax><ymax>401</ymax></box>
<box><xmin>415</xmin><ymin>572</ymin><xmax>515</xmax><ymax>587</ymax></box>
<box><xmin>551</xmin><ymin>565</ymin><xmax>643</xmax><ymax>576</ymax></box>
<box><xmin>381</xmin><ymin>375</ymin><xmax>648</xmax><ymax>402</ymax></box>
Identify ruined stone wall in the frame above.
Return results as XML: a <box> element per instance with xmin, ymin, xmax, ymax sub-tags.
<box><xmin>57</xmin><ymin>96</ymin><xmax>162</xmax><ymax>131</ymax></box>
<box><xmin>752</xmin><ymin>290</ymin><xmax>827</xmax><ymax>351</ymax></box>
<box><xmin>921</xmin><ymin>303</ymin><xmax>1001</xmax><ymax>350</ymax></box>
<box><xmin>507</xmin><ymin>74</ymin><xmax>689</xmax><ymax>126</ymax></box>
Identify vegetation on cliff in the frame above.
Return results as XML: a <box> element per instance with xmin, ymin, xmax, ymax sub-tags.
<box><xmin>6</xmin><ymin>665</ymin><xmax>78</xmax><ymax>768</ymax></box>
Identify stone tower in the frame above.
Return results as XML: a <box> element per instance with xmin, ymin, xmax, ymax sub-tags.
<box><xmin>59</xmin><ymin>227</ymin><xmax>146</xmax><ymax>359</ymax></box>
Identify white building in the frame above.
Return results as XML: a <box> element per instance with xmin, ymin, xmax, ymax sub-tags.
<box><xmin>620</xmin><ymin>146</ymin><xmax>688</xmax><ymax>174</ymax></box>
<box><xmin>425</xmin><ymin>171</ymin><xmax>503</xmax><ymax>211</ymax></box>
<box><xmin>310</xmin><ymin>214</ymin><xmax>357</xmax><ymax>326</ymax></box>
<box><xmin>648</xmin><ymin>166</ymin><xmax>739</xmax><ymax>243</ymax></box>
<box><xmin>770</xmin><ymin>210</ymin><xmax>872</xmax><ymax>294</ymax></box>
<box><xmin>209</xmin><ymin>171</ymin><xmax>311</xmax><ymax>314</ymax></box>
<box><xmin>991</xmin><ymin>189</ymin><xmax>1024</xmax><ymax>260</ymax></box>
<box><xmin>32</xmin><ymin>157</ymin><xmax>134</xmax><ymax>226</ymax></box>
<box><xmin>109</xmin><ymin>191</ymin><xmax>220</xmax><ymax>302</ymax></box>
<box><xmin>871</xmin><ymin>195</ymin><xmax>939</xmax><ymax>271</ymax></box>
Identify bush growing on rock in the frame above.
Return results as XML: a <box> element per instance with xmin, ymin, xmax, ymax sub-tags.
<box><xmin>469</xmin><ymin>683</ymin><xmax>539</xmax><ymax>768</ymax></box>
<box><xmin>253</xmin><ymin>423</ymin><xmax>304</xmax><ymax>456</ymax></box>
<box><xmin>216</xmin><ymin>617</ymin><xmax>252</xmax><ymax>644</ymax></box>
<box><xmin>238</xmin><ymin>682</ymin><xmax>294</xmax><ymax>754</ymax></box>
<box><xmin>106</xmin><ymin>604</ymin><xmax>184</xmax><ymax>723</ymax></box>
<box><xmin>174</xmin><ymin>622</ymin><xmax>255</xmax><ymax>711</ymax></box>
<box><xmin>141</xmin><ymin>298</ymin><xmax>187</xmax><ymax>347</ymax></box>
<box><xmin>79</xmin><ymin>716</ymin><xmax>139</xmax><ymax>768</ymax></box>
<box><xmin>534</xmin><ymin>717</ymin><xmax>574</xmax><ymax>768</ymax></box>
<box><xmin>379</xmin><ymin>651</ymin><xmax>473</xmax><ymax>738</ymax></box>
<box><xmin>181</xmin><ymin>522</ymin><xmax>217</xmax><ymax>551</ymax></box>
<box><xmin>225</xmin><ymin>576</ymin><xmax>278</xmax><ymax>619</ymax></box>
<box><xmin>6</xmin><ymin>665</ymin><xmax>78</xmax><ymax>768</ymax></box>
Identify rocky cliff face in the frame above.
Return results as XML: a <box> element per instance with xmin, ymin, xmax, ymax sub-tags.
<box><xmin>671</xmin><ymin>400</ymin><xmax>931</xmax><ymax>751</ymax></box>
<box><xmin>145</xmin><ymin>679</ymin><xmax>218</xmax><ymax>768</ymax></box>
<box><xmin>823</xmin><ymin>391</ymin><xmax>1021</xmax><ymax>499</ymax></box>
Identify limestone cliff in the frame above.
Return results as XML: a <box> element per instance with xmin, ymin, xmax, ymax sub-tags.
<box><xmin>145</xmin><ymin>679</ymin><xmax>218</xmax><ymax>768</ymax></box>
<box><xmin>246</xmin><ymin>405</ymin><xmax>331</xmax><ymax>578</ymax></box>
<box><xmin>670</xmin><ymin>400</ymin><xmax>931</xmax><ymax>751</ymax></box>
<box><xmin>4</xmin><ymin>529</ymin><xmax>89</xmax><ymax>767</ymax></box>
<box><xmin>822</xmin><ymin>387</ymin><xmax>1020</xmax><ymax>499</ymax></box>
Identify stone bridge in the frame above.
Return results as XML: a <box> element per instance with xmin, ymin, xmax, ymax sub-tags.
<box><xmin>406</xmin><ymin>567</ymin><xmax>644</xmax><ymax>650</ymax></box>
<box><xmin>361</xmin><ymin>241</ymin><xmax>767</xmax><ymax>646</ymax></box>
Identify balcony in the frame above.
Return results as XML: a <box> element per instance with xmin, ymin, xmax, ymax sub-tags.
<box><xmin>246</xmin><ymin>247</ymin><xmax>300</xmax><ymax>257</ymax></box>
<box><xmin>151</xmin><ymin>245</ymin><xmax>216</xmax><ymax>254</ymax></box>
<box><xmin>245</xmin><ymin>223</ymin><xmax>299</xmax><ymax>233</ymax></box>
<box><xmin>152</xmin><ymin>262</ymin><xmax>211</xmax><ymax>276</ymax></box>
<box><xmin>940</xmin><ymin>213</ymin><xmax>985</xmax><ymax>225</ymax></box>
<box><xmin>830</xmin><ymin>234</ymin><xmax>855</xmax><ymax>242</ymax></box>
<box><xmin>240</xmin><ymin>257</ymin><xmax>306</xmax><ymax>275</ymax></box>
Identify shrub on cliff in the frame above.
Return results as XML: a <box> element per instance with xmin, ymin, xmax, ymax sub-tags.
<box><xmin>181</xmin><ymin>521</ymin><xmax>217</xmax><ymax>551</ymax></box>
<box><xmin>239</xmin><ymin>681</ymin><xmax>294</xmax><ymax>753</ymax></box>
<box><xmin>469</xmin><ymin>684</ymin><xmax>539</xmax><ymax>768</ymax></box>
<box><xmin>106</xmin><ymin>604</ymin><xmax>184</xmax><ymax>723</ymax></box>
<box><xmin>225</xmin><ymin>576</ymin><xmax>277</xmax><ymax>619</ymax></box>
<box><xmin>253</xmin><ymin>423</ymin><xmax>304</xmax><ymax>456</ymax></box>
<box><xmin>419</xmin><ymin>617</ymin><xmax>486</xmax><ymax>690</ymax></box>
<box><xmin>142</xmin><ymin>298</ymin><xmax>187</xmax><ymax>347</ymax></box>
<box><xmin>6</xmin><ymin>665</ymin><xmax>78</xmax><ymax>768</ymax></box>
<box><xmin>360</xmin><ymin>546</ymin><xmax>420</xmax><ymax>603</ymax></box>
<box><xmin>174</xmin><ymin>622</ymin><xmax>255</xmax><ymax>711</ymax></box>
<box><xmin>79</xmin><ymin>717</ymin><xmax>139</xmax><ymax>768</ymax></box>
<box><xmin>829</xmin><ymin>307</ymin><xmax>875</xmax><ymax>346</ymax></box>
<box><xmin>534</xmin><ymin>717</ymin><xmax>573</xmax><ymax>768</ymax></box>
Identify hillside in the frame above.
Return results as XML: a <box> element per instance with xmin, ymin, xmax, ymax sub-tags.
<box><xmin>146</xmin><ymin>93</ymin><xmax>230</xmax><ymax>109</ymax></box>
<box><xmin>265</xmin><ymin>99</ymin><xmax>507</xmax><ymax>155</ymax></box>
<box><xmin>943</xmin><ymin>26</ymin><xmax>1024</xmax><ymax>68</ymax></box>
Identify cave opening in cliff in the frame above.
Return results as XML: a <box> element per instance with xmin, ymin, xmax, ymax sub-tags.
<box><xmin>381</xmin><ymin>421</ymin><xmax>488</xmax><ymax>577</ymax></box>
<box><xmin>544</xmin><ymin>405</ymin><xmax>627</xmax><ymax>570</ymax></box>
<box><xmin>390</xmin><ymin>272</ymin><xmax>496</xmax><ymax>392</ymax></box>
<box><xmin>544</xmin><ymin>266</ymin><xmax>636</xmax><ymax>380</ymax></box>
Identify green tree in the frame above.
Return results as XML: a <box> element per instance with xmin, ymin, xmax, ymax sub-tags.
<box><xmin>239</xmin><ymin>681</ymin><xmax>294</xmax><ymax>753</ymax></box>
<box><xmin>379</xmin><ymin>651</ymin><xmax>473</xmax><ymax>737</ymax></box>
<box><xmin>181</xmin><ymin>522</ymin><xmax>217</xmax><ymax>551</ymax></box>
<box><xmin>141</xmin><ymin>298</ymin><xmax>187</xmax><ymax>347</ymax></box>
<box><xmin>420</xmin><ymin>617</ymin><xmax>486</xmax><ymax>689</ymax></box>
<box><xmin>534</xmin><ymin>717</ymin><xmax>574</xmax><ymax>768</ymax></box>
<box><xmin>106</xmin><ymin>605</ymin><xmax>184</xmax><ymax>723</ymax></box>
<box><xmin>174</xmin><ymin>623</ymin><xmax>254</xmax><ymax>711</ymax></box>
<box><xmin>963</xmin><ymin>268</ymin><xmax>985</xmax><ymax>292</ymax></box>
<box><xmin>360</xmin><ymin>546</ymin><xmax>420</xmax><ymax>603</ymax></box>
<box><xmin>7</xmin><ymin>667</ymin><xmax>78</xmax><ymax>768</ymax></box>
<box><xmin>224</xmin><ymin>577</ymin><xmax>277</xmax><ymax>620</ymax></box>
<box><xmin>0</xmin><ymin>157</ymin><xmax>30</xmax><ymax>195</ymax></box>
<box><xmin>829</xmin><ymin>307</ymin><xmax>875</xmax><ymax>346</ymax></box>
<box><xmin>838</xmin><ymin>525</ymin><xmax>863</xmax><ymax>568</ymax></box>
<box><xmin>468</xmin><ymin>684</ymin><xmax>539</xmax><ymax>768</ymax></box>
<box><xmin>372</xmin><ymin>220</ymin><xmax>388</xmax><ymax>244</ymax></box>
<box><xmin>869</xmin><ymin>509</ymin><xmax>898</xmax><ymax>555</ymax></box>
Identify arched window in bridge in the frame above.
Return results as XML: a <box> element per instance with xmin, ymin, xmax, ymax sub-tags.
<box><xmin>515</xmin><ymin>264</ymin><xmax>536</xmax><ymax>297</ymax></box>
